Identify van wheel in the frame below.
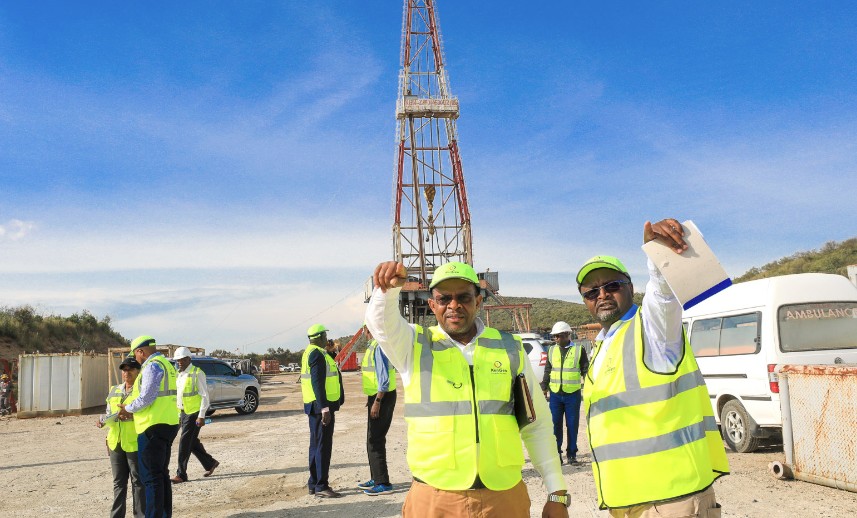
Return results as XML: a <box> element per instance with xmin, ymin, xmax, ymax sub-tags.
<box><xmin>236</xmin><ymin>389</ymin><xmax>259</xmax><ymax>415</ymax></box>
<box><xmin>721</xmin><ymin>400</ymin><xmax>761</xmax><ymax>453</ymax></box>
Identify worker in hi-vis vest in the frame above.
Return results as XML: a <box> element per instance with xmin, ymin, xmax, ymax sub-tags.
<box><xmin>576</xmin><ymin>218</ymin><xmax>729</xmax><ymax>517</ymax></box>
<box><xmin>368</xmin><ymin>261</ymin><xmax>570</xmax><ymax>518</ymax></box>
<box><xmin>300</xmin><ymin>324</ymin><xmax>345</xmax><ymax>498</ymax></box>
<box><xmin>540</xmin><ymin>320</ymin><xmax>589</xmax><ymax>465</ymax></box>
<box><xmin>171</xmin><ymin>347</ymin><xmax>219</xmax><ymax>483</ymax></box>
<box><xmin>117</xmin><ymin>335</ymin><xmax>179</xmax><ymax>518</ymax></box>
<box><xmin>357</xmin><ymin>326</ymin><xmax>397</xmax><ymax>495</ymax></box>
<box><xmin>98</xmin><ymin>356</ymin><xmax>145</xmax><ymax>518</ymax></box>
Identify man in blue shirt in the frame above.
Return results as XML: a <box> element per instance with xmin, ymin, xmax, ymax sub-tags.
<box><xmin>357</xmin><ymin>327</ymin><xmax>397</xmax><ymax>495</ymax></box>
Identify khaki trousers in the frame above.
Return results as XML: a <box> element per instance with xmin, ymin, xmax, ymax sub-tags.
<box><xmin>402</xmin><ymin>479</ymin><xmax>530</xmax><ymax>518</ymax></box>
<box><xmin>608</xmin><ymin>486</ymin><xmax>721</xmax><ymax>518</ymax></box>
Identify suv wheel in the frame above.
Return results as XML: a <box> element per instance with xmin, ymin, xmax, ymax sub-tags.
<box><xmin>236</xmin><ymin>388</ymin><xmax>259</xmax><ymax>415</ymax></box>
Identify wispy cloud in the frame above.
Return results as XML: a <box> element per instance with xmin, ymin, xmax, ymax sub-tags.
<box><xmin>0</xmin><ymin>219</ymin><xmax>35</xmax><ymax>240</ymax></box>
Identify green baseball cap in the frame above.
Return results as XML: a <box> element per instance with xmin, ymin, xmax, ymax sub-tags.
<box><xmin>130</xmin><ymin>335</ymin><xmax>156</xmax><ymax>352</ymax></box>
<box><xmin>429</xmin><ymin>261</ymin><xmax>479</xmax><ymax>289</ymax></box>
<box><xmin>576</xmin><ymin>255</ymin><xmax>630</xmax><ymax>286</ymax></box>
<box><xmin>307</xmin><ymin>324</ymin><xmax>328</xmax><ymax>337</ymax></box>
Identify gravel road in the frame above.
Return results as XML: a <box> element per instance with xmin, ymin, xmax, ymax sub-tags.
<box><xmin>2</xmin><ymin>371</ymin><xmax>856</xmax><ymax>517</ymax></box>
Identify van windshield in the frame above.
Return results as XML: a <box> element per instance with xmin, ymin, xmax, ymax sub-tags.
<box><xmin>778</xmin><ymin>302</ymin><xmax>857</xmax><ymax>352</ymax></box>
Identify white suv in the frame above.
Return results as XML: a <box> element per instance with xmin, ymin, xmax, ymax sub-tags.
<box><xmin>514</xmin><ymin>332</ymin><xmax>550</xmax><ymax>382</ymax></box>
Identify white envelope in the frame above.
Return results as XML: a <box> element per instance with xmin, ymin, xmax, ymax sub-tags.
<box><xmin>641</xmin><ymin>220</ymin><xmax>732</xmax><ymax>310</ymax></box>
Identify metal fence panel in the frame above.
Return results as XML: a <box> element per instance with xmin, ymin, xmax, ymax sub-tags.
<box><xmin>781</xmin><ymin>364</ymin><xmax>857</xmax><ymax>491</ymax></box>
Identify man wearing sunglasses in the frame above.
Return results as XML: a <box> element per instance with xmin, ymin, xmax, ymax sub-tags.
<box><xmin>578</xmin><ymin>218</ymin><xmax>728</xmax><ymax>518</ymax></box>
<box><xmin>368</xmin><ymin>261</ymin><xmax>570</xmax><ymax>517</ymax></box>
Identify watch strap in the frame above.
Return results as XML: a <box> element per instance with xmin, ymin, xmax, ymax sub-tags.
<box><xmin>548</xmin><ymin>493</ymin><xmax>570</xmax><ymax>507</ymax></box>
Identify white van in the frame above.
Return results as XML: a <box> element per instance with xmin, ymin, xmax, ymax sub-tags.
<box><xmin>683</xmin><ymin>273</ymin><xmax>857</xmax><ymax>453</ymax></box>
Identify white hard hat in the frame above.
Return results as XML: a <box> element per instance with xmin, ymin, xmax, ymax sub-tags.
<box><xmin>173</xmin><ymin>346</ymin><xmax>192</xmax><ymax>360</ymax></box>
<box><xmin>550</xmin><ymin>321</ymin><xmax>572</xmax><ymax>335</ymax></box>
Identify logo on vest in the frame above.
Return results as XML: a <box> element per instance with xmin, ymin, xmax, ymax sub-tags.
<box><xmin>490</xmin><ymin>360</ymin><xmax>509</xmax><ymax>374</ymax></box>
<box><xmin>447</xmin><ymin>379</ymin><xmax>463</xmax><ymax>389</ymax></box>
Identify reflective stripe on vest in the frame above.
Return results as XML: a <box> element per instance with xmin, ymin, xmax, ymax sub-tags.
<box><xmin>582</xmin><ymin>308</ymin><xmax>729</xmax><ymax>509</ymax></box>
<box><xmin>106</xmin><ymin>384</ymin><xmax>138</xmax><ymax>452</ymax></box>
<box><xmin>403</xmin><ymin>325</ymin><xmax>526</xmax><ymax>491</ymax></box>
<box><xmin>301</xmin><ymin>345</ymin><xmax>342</xmax><ymax>404</ymax></box>
<box><xmin>132</xmin><ymin>354</ymin><xmax>179</xmax><ymax>434</ymax></box>
<box><xmin>361</xmin><ymin>340</ymin><xmax>397</xmax><ymax>396</ymax></box>
<box><xmin>547</xmin><ymin>343</ymin><xmax>582</xmax><ymax>393</ymax></box>
<box><xmin>181</xmin><ymin>364</ymin><xmax>203</xmax><ymax>415</ymax></box>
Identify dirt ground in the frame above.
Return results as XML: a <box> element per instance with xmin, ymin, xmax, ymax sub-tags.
<box><xmin>2</xmin><ymin>372</ymin><xmax>857</xmax><ymax>517</ymax></box>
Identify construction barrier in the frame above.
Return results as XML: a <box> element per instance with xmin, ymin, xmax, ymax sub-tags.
<box><xmin>775</xmin><ymin>364</ymin><xmax>857</xmax><ymax>492</ymax></box>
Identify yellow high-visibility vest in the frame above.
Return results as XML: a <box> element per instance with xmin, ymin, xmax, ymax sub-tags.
<box><xmin>132</xmin><ymin>354</ymin><xmax>179</xmax><ymax>434</ymax></box>
<box><xmin>547</xmin><ymin>343</ymin><xmax>582</xmax><ymax>393</ymax></box>
<box><xmin>362</xmin><ymin>340</ymin><xmax>397</xmax><ymax>396</ymax></box>
<box><xmin>583</xmin><ymin>307</ymin><xmax>729</xmax><ymax>509</ymax></box>
<box><xmin>404</xmin><ymin>325</ymin><xmax>526</xmax><ymax>491</ymax></box>
<box><xmin>301</xmin><ymin>345</ymin><xmax>342</xmax><ymax>404</ymax></box>
<box><xmin>180</xmin><ymin>364</ymin><xmax>203</xmax><ymax>415</ymax></box>
<box><xmin>106</xmin><ymin>384</ymin><xmax>138</xmax><ymax>452</ymax></box>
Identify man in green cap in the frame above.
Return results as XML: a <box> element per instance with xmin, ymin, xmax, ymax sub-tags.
<box><xmin>577</xmin><ymin>219</ymin><xmax>728</xmax><ymax>517</ymax></box>
<box><xmin>368</xmin><ymin>261</ymin><xmax>570</xmax><ymax>518</ymax></box>
<box><xmin>300</xmin><ymin>324</ymin><xmax>345</xmax><ymax>498</ymax></box>
<box><xmin>117</xmin><ymin>335</ymin><xmax>179</xmax><ymax>518</ymax></box>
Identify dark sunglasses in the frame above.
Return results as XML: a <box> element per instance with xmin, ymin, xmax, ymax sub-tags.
<box><xmin>433</xmin><ymin>292</ymin><xmax>476</xmax><ymax>306</ymax></box>
<box><xmin>581</xmin><ymin>279</ymin><xmax>630</xmax><ymax>301</ymax></box>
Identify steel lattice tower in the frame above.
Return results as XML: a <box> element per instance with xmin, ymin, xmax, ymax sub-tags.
<box><xmin>392</xmin><ymin>0</ymin><xmax>473</xmax><ymax>322</ymax></box>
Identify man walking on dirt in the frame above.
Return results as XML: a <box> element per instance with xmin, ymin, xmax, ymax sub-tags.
<box><xmin>357</xmin><ymin>326</ymin><xmax>397</xmax><ymax>496</ymax></box>
<box><xmin>577</xmin><ymin>218</ymin><xmax>728</xmax><ymax>516</ymax></box>
<box><xmin>301</xmin><ymin>325</ymin><xmax>345</xmax><ymax>498</ymax></box>
<box><xmin>118</xmin><ymin>336</ymin><xmax>180</xmax><ymax>518</ymax></box>
<box><xmin>368</xmin><ymin>261</ymin><xmax>570</xmax><ymax>517</ymax></box>
<box><xmin>171</xmin><ymin>347</ymin><xmax>219</xmax><ymax>484</ymax></box>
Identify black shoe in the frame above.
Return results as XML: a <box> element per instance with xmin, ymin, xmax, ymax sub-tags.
<box><xmin>203</xmin><ymin>460</ymin><xmax>220</xmax><ymax>477</ymax></box>
<box><xmin>314</xmin><ymin>488</ymin><xmax>343</xmax><ymax>498</ymax></box>
<box><xmin>567</xmin><ymin>456</ymin><xmax>577</xmax><ymax>465</ymax></box>
<box><xmin>308</xmin><ymin>488</ymin><xmax>315</xmax><ymax>495</ymax></box>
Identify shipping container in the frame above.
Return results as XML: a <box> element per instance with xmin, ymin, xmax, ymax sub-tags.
<box><xmin>260</xmin><ymin>360</ymin><xmax>280</xmax><ymax>374</ymax></box>
<box><xmin>16</xmin><ymin>352</ymin><xmax>109</xmax><ymax>418</ymax></box>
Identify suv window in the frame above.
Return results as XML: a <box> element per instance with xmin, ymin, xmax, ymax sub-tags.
<box><xmin>210</xmin><ymin>362</ymin><xmax>236</xmax><ymax>376</ymax></box>
<box><xmin>194</xmin><ymin>361</ymin><xmax>216</xmax><ymax>376</ymax></box>
<box><xmin>522</xmin><ymin>341</ymin><xmax>533</xmax><ymax>355</ymax></box>
<box><xmin>194</xmin><ymin>361</ymin><xmax>235</xmax><ymax>376</ymax></box>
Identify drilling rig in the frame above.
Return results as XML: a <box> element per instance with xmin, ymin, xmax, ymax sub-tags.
<box><xmin>386</xmin><ymin>0</ymin><xmax>530</xmax><ymax>328</ymax></box>
<box><xmin>345</xmin><ymin>0</ymin><xmax>531</xmax><ymax>368</ymax></box>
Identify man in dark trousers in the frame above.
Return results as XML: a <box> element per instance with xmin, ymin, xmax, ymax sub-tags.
<box><xmin>357</xmin><ymin>326</ymin><xmax>397</xmax><ymax>495</ymax></box>
<box><xmin>300</xmin><ymin>324</ymin><xmax>345</xmax><ymax>498</ymax></box>
<box><xmin>118</xmin><ymin>335</ymin><xmax>180</xmax><ymax>518</ymax></box>
<box><xmin>171</xmin><ymin>347</ymin><xmax>219</xmax><ymax>483</ymax></box>
<box><xmin>541</xmin><ymin>321</ymin><xmax>589</xmax><ymax>465</ymax></box>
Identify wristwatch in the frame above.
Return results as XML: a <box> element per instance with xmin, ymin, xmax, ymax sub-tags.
<box><xmin>548</xmin><ymin>493</ymin><xmax>570</xmax><ymax>507</ymax></box>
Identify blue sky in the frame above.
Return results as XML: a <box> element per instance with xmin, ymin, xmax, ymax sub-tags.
<box><xmin>2</xmin><ymin>2</ymin><xmax>856</xmax><ymax>353</ymax></box>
